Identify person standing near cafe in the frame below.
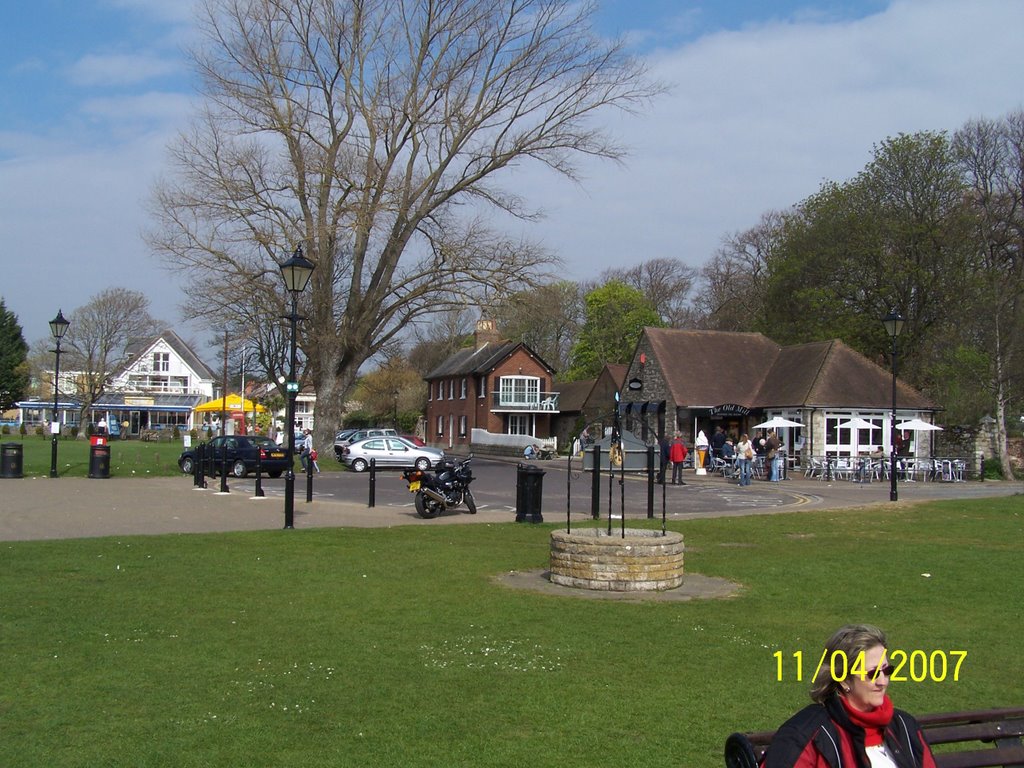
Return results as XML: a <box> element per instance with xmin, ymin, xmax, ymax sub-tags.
<box><xmin>764</xmin><ymin>430</ymin><xmax>781</xmax><ymax>482</ymax></box>
<box><xmin>669</xmin><ymin>433</ymin><xmax>688</xmax><ymax>485</ymax></box>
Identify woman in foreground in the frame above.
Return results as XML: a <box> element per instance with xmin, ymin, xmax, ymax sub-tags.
<box><xmin>765</xmin><ymin>624</ymin><xmax>937</xmax><ymax>768</ymax></box>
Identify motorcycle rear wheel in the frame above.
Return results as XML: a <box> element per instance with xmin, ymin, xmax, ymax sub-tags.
<box><xmin>414</xmin><ymin>492</ymin><xmax>442</xmax><ymax>519</ymax></box>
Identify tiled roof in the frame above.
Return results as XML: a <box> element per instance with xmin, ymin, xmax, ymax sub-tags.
<box><xmin>643</xmin><ymin>328</ymin><xmax>936</xmax><ymax>411</ymax></box>
<box><xmin>425</xmin><ymin>340</ymin><xmax>555</xmax><ymax>379</ymax></box>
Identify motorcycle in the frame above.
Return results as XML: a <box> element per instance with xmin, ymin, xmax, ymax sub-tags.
<box><xmin>402</xmin><ymin>456</ymin><xmax>477</xmax><ymax>519</ymax></box>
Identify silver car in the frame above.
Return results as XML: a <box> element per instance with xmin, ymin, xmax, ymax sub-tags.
<box><xmin>340</xmin><ymin>436</ymin><xmax>444</xmax><ymax>472</ymax></box>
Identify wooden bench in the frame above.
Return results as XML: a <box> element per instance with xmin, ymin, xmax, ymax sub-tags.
<box><xmin>725</xmin><ymin>707</ymin><xmax>1024</xmax><ymax>768</ymax></box>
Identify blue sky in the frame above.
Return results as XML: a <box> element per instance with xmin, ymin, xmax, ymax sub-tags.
<box><xmin>2</xmin><ymin>0</ymin><xmax>1022</xmax><ymax>350</ymax></box>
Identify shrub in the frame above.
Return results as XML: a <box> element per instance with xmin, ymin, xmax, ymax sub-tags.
<box><xmin>172</xmin><ymin>426</ymin><xmax>181</xmax><ymax>440</ymax></box>
<box><xmin>35</xmin><ymin>425</ymin><xmax>44</xmax><ymax>437</ymax></box>
<box><xmin>1</xmin><ymin>425</ymin><xmax>9</xmax><ymax>435</ymax></box>
<box><xmin>70</xmin><ymin>426</ymin><xmax>79</xmax><ymax>439</ymax></box>
<box><xmin>20</xmin><ymin>424</ymin><xmax>27</xmax><ymax>437</ymax></box>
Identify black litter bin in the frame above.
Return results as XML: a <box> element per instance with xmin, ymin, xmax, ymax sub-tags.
<box><xmin>515</xmin><ymin>463</ymin><xmax>545</xmax><ymax>523</ymax></box>
<box><xmin>88</xmin><ymin>444</ymin><xmax>111</xmax><ymax>479</ymax></box>
<box><xmin>1</xmin><ymin>442</ymin><xmax>24</xmax><ymax>478</ymax></box>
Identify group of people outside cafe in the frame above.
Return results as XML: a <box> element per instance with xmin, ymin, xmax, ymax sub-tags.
<box><xmin>655</xmin><ymin>424</ymin><xmax>788</xmax><ymax>485</ymax></box>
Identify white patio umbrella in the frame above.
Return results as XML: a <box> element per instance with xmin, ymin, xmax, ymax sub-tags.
<box><xmin>838</xmin><ymin>417</ymin><xmax>876</xmax><ymax>456</ymax></box>
<box><xmin>837</xmin><ymin>417</ymin><xmax>875</xmax><ymax>431</ymax></box>
<box><xmin>896</xmin><ymin>418</ymin><xmax>943</xmax><ymax>431</ymax></box>
<box><xmin>751</xmin><ymin>417</ymin><xmax>803</xmax><ymax>429</ymax></box>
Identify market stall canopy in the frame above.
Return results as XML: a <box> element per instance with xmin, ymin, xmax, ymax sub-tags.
<box><xmin>193</xmin><ymin>394</ymin><xmax>266</xmax><ymax>413</ymax></box>
<box><xmin>751</xmin><ymin>417</ymin><xmax>803</xmax><ymax>429</ymax></box>
<box><xmin>896</xmin><ymin>418</ymin><xmax>943</xmax><ymax>431</ymax></box>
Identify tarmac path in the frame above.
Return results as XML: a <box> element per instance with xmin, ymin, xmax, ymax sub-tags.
<box><xmin>0</xmin><ymin>459</ymin><xmax>1019</xmax><ymax>541</ymax></box>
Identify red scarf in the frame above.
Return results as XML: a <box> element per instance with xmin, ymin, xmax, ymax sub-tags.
<box><xmin>841</xmin><ymin>694</ymin><xmax>894</xmax><ymax>746</ymax></box>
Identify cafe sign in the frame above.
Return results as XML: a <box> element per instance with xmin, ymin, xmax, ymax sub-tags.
<box><xmin>709</xmin><ymin>403</ymin><xmax>750</xmax><ymax>417</ymax></box>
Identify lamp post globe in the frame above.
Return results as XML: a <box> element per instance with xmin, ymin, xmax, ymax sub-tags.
<box><xmin>49</xmin><ymin>309</ymin><xmax>70</xmax><ymax>478</ymax></box>
<box><xmin>882</xmin><ymin>310</ymin><xmax>905</xmax><ymax>502</ymax></box>
<box><xmin>279</xmin><ymin>246</ymin><xmax>315</xmax><ymax>529</ymax></box>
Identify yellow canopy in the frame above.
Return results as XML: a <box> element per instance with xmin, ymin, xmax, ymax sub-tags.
<box><xmin>193</xmin><ymin>393</ymin><xmax>266</xmax><ymax>413</ymax></box>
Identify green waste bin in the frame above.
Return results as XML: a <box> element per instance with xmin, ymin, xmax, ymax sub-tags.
<box><xmin>1</xmin><ymin>443</ymin><xmax>23</xmax><ymax>478</ymax></box>
<box><xmin>88</xmin><ymin>444</ymin><xmax>111</xmax><ymax>479</ymax></box>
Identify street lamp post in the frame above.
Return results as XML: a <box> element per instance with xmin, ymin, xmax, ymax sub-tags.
<box><xmin>882</xmin><ymin>310</ymin><xmax>905</xmax><ymax>502</ymax></box>
<box><xmin>279</xmin><ymin>246</ymin><xmax>315</xmax><ymax>529</ymax></box>
<box><xmin>392</xmin><ymin>389</ymin><xmax>399</xmax><ymax>430</ymax></box>
<box><xmin>49</xmin><ymin>309</ymin><xmax>70</xmax><ymax>478</ymax></box>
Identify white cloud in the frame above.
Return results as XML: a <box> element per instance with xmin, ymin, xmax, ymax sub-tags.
<box><xmin>502</xmin><ymin>0</ymin><xmax>1024</xmax><ymax>280</ymax></box>
<box><xmin>69</xmin><ymin>53</ymin><xmax>182</xmax><ymax>87</ymax></box>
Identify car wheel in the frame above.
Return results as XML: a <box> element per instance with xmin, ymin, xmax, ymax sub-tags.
<box><xmin>180</xmin><ymin>457</ymin><xmax>194</xmax><ymax>475</ymax></box>
<box><xmin>414</xmin><ymin>457</ymin><xmax>431</xmax><ymax>471</ymax></box>
<box><xmin>351</xmin><ymin>458</ymin><xmax>368</xmax><ymax>472</ymax></box>
<box><xmin>232</xmin><ymin>460</ymin><xmax>248</xmax><ymax>478</ymax></box>
<box><xmin>268</xmin><ymin>470</ymin><xmax>282</xmax><ymax>478</ymax></box>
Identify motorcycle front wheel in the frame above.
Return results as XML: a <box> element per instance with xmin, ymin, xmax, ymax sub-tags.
<box><xmin>414</xmin><ymin>492</ymin><xmax>442</xmax><ymax>519</ymax></box>
<box><xmin>464</xmin><ymin>491</ymin><xmax>477</xmax><ymax>514</ymax></box>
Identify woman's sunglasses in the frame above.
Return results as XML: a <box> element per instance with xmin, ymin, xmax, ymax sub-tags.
<box><xmin>862</xmin><ymin>664</ymin><xmax>896</xmax><ymax>681</ymax></box>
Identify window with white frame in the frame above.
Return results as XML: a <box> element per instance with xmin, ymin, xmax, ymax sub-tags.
<box><xmin>460</xmin><ymin>378</ymin><xmax>467</xmax><ymax>399</ymax></box>
<box><xmin>448</xmin><ymin>380</ymin><xmax>455</xmax><ymax>399</ymax></box>
<box><xmin>152</xmin><ymin>352</ymin><xmax>170</xmax><ymax>372</ymax></box>
<box><xmin>824</xmin><ymin>414</ymin><xmax>885</xmax><ymax>457</ymax></box>
<box><xmin>498</xmin><ymin>375</ymin><xmax>540</xmax><ymax>406</ymax></box>
<box><xmin>507</xmin><ymin>413</ymin><xmax>533</xmax><ymax>435</ymax></box>
<box><xmin>478</xmin><ymin>375</ymin><xmax>486</xmax><ymax>398</ymax></box>
<box><xmin>458</xmin><ymin>415</ymin><xmax>467</xmax><ymax>436</ymax></box>
<box><xmin>436</xmin><ymin>415</ymin><xmax>444</xmax><ymax>435</ymax></box>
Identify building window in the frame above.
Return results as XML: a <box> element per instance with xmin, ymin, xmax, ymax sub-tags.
<box><xmin>436</xmin><ymin>415</ymin><xmax>444</xmax><ymax>435</ymax></box>
<box><xmin>153</xmin><ymin>352</ymin><xmax>169</xmax><ymax>372</ymax></box>
<box><xmin>498</xmin><ymin>375</ymin><xmax>540</xmax><ymax>406</ymax></box>
<box><xmin>478</xmin><ymin>375</ymin><xmax>486</xmax><ymax>398</ymax></box>
<box><xmin>460</xmin><ymin>378</ymin><xmax>467</xmax><ymax>399</ymax></box>
<box><xmin>824</xmin><ymin>414</ymin><xmax>885</xmax><ymax>456</ymax></box>
<box><xmin>458</xmin><ymin>415</ymin><xmax>467</xmax><ymax>437</ymax></box>
<box><xmin>507</xmin><ymin>413</ymin><xmax>533</xmax><ymax>436</ymax></box>
<box><xmin>448</xmin><ymin>380</ymin><xmax>455</xmax><ymax>399</ymax></box>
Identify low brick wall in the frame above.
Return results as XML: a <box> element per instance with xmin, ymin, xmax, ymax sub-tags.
<box><xmin>549</xmin><ymin>528</ymin><xmax>684</xmax><ymax>591</ymax></box>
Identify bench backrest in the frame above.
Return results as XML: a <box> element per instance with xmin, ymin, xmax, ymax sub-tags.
<box><xmin>725</xmin><ymin>707</ymin><xmax>1024</xmax><ymax>768</ymax></box>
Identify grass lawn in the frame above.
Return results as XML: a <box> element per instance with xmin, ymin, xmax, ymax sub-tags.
<box><xmin>1</xmin><ymin>498</ymin><xmax>1021</xmax><ymax>767</ymax></box>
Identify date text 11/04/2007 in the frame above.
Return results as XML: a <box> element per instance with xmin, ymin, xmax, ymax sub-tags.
<box><xmin>773</xmin><ymin>649</ymin><xmax>967</xmax><ymax>683</ymax></box>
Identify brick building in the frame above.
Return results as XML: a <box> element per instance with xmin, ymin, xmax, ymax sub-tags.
<box><xmin>423</xmin><ymin>318</ymin><xmax>559</xmax><ymax>452</ymax></box>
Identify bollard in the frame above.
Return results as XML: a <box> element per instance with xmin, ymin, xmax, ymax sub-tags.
<box><xmin>305</xmin><ymin>452</ymin><xmax>313</xmax><ymax>503</ymax></box>
<box><xmin>368</xmin><ymin>458</ymin><xmax>376</xmax><ymax>508</ymax></box>
<box><xmin>646</xmin><ymin>445</ymin><xmax>655</xmax><ymax>518</ymax></box>
<box><xmin>220</xmin><ymin>440</ymin><xmax>229</xmax><ymax>493</ymax></box>
<box><xmin>193</xmin><ymin>442</ymin><xmax>202</xmax><ymax>487</ymax></box>
<box><xmin>198</xmin><ymin>443</ymin><xmax>208</xmax><ymax>489</ymax></box>
<box><xmin>590</xmin><ymin>445</ymin><xmax>601</xmax><ymax>519</ymax></box>
<box><xmin>254</xmin><ymin>448</ymin><xmax>265</xmax><ymax>497</ymax></box>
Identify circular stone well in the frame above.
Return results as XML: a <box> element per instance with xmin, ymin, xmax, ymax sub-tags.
<box><xmin>549</xmin><ymin>528</ymin><xmax>684</xmax><ymax>592</ymax></box>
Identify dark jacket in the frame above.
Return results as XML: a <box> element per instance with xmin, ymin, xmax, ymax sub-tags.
<box><xmin>763</xmin><ymin>696</ymin><xmax>936</xmax><ymax>768</ymax></box>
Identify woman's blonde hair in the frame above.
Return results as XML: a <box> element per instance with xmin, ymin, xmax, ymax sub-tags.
<box><xmin>809</xmin><ymin>624</ymin><xmax>888</xmax><ymax>703</ymax></box>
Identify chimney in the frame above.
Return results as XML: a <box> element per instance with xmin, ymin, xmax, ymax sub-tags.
<box><xmin>474</xmin><ymin>316</ymin><xmax>500</xmax><ymax>349</ymax></box>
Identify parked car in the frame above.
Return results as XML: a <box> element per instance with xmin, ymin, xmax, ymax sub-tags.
<box><xmin>179</xmin><ymin>435</ymin><xmax>291</xmax><ymax>478</ymax></box>
<box><xmin>339</xmin><ymin>436</ymin><xmax>444</xmax><ymax>472</ymax></box>
<box><xmin>333</xmin><ymin>427</ymin><xmax>398</xmax><ymax>459</ymax></box>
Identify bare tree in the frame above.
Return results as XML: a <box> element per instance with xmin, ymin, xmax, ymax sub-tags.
<box><xmin>954</xmin><ymin>111</ymin><xmax>1024</xmax><ymax>479</ymax></box>
<box><xmin>600</xmin><ymin>258</ymin><xmax>697</xmax><ymax>328</ymax></box>
<box><xmin>693</xmin><ymin>211</ymin><xmax>786</xmax><ymax>330</ymax></box>
<box><xmin>491</xmin><ymin>280</ymin><xmax>583</xmax><ymax>372</ymax></box>
<box><xmin>148</xmin><ymin>0</ymin><xmax>659</xmax><ymax>451</ymax></box>
<box><xmin>62</xmin><ymin>289</ymin><xmax>162</xmax><ymax>423</ymax></box>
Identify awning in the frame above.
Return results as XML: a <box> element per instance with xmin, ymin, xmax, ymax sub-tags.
<box><xmin>194</xmin><ymin>394</ymin><xmax>266</xmax><ymax>413</ymax></box>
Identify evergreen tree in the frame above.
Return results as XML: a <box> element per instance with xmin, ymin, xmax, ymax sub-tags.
<box><xmin>0</xmin><ymin>298</ymin><xmax>30</xmax><ymax>411</ymax></box>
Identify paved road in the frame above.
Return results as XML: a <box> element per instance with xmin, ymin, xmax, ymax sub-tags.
<box><xmin>0</xmin><ymin>456</ymin><xmax>1019</xmax><ymax>541</ymax></box>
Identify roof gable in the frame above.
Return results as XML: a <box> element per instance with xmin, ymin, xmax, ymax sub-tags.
<box><xmin>644</xmin><ymin>328</ymin><xmax>780</xmax><ymax>406</ymax></box>
<box><xmin>122</xmin><ymin>330</ymin><xmax>216</xmax><ymax>382</ymax></box>
<box><xmin>425</xmin><ymin>340</ymin><xmax>555</xmax><ymax>380</ymax></box>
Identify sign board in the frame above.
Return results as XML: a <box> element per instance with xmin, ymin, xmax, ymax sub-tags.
<box><xmin>627</xmin><ymin>377</ymin><xmax>643</xmax><ymax>391</ymax></box>
<box><xmin>709</xmin><ymin>403</ymin><xmax>751</xmax><ymax>417</ymax></box>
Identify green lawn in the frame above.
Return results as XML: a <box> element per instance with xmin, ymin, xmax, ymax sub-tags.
<box><xmin>1</xmin><ymin>498</ymin><xmax>1021</xmax><ymax>767</ymax></box>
